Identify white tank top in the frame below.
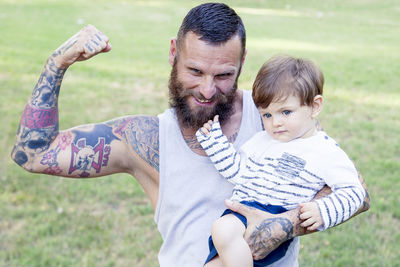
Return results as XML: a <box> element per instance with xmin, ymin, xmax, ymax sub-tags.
<box><xmin>156</xmin><ymin>90</ymin><xmax>299</xmax><ymax>266</ymax></box>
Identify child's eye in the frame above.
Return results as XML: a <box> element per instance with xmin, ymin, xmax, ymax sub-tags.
<box><xmin>263</xmin><ymin>113</ymin><xmax>272</xmax><ymax>118</ymax></box>
<box><xmin>282</xmin><ymin>110</ymin><xmax>292</xmax><ymax>116</ymax></box>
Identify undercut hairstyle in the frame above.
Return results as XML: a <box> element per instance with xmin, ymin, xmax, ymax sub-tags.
<box><xmin>176</xmin><ymin>2</ymin><xmax>246</xmax><ymax>57</ymax></box>
<box><xmin>252</xmin><ymin>54</ymin><xmax>324</xmax><ymax>108</ymax></box>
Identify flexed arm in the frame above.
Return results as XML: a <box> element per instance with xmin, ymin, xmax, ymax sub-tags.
<box><xmin>10</xmin><ymin>25</ymin><xmax>139</xmax><ymax>178</ymax></box>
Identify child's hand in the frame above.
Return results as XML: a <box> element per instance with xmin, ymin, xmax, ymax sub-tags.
<box><xmin>299</xmin><ymin>202</ymin><xmax>323</xmax><ymax>231</ymax></box>
<box><xmin>199</xmin><ymin>115</ymin><xmax>219</xmax><ymax>135</ymax></box>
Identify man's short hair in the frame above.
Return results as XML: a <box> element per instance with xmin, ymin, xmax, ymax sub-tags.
<box><xmin>252</xmin><ymin>54</ymin><xmax>324</xmax><ymax>108</ymax></box>
<box><xmin>176</xmin><ymin>3</ymin><xmax>246</xmax><ymax>56</ymax></box>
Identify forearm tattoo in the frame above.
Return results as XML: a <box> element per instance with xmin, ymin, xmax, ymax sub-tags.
<box><xmin>51</xmin><ymin>37</ymin><xmax>77</xmax><ymax>59</ymax></box>
<box><xmin>122</xmin><ymin>116</ymin><xmax>159</xmax><ymax>172</ymax></box>
<box><xmin>248</xmin><ymin>217</ymin><xmax>294</xmax><ymax>259</ymax></box>
<box><xmin>12</xmin><ymin>57</ymin><xmax>66</xmax><ymax>167</ymax></box>
<box><xmin>31</xmin><ymin>57</ymin><xmax>65</xmax><ymax>108</ymax></box>
<box><xmin>21</xmin><ymin>105</ymin><xmax>58</xmax><ymax>128</ymax></box>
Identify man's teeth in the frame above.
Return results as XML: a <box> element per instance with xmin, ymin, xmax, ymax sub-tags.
<box><xmin>198</xmin><ymin>99</ymin><xmax>211</xmax><ymax>103</ymax></box>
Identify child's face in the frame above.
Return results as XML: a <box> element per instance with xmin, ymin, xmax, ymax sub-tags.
<box><xmin>258</xmin><ymin>95</ymin><xmax>319</xmax><ymax>142</ymax></box>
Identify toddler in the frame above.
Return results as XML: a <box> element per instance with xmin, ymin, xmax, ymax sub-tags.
<box><xmin>196</xmin><ymin>55</ymin><xmax>366</xmax><ymax>267</ymax></box>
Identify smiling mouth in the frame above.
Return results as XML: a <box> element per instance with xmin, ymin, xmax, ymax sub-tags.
<box><xmin>193</xmin><ymin>96</ymin><xmax>214</xmax><ymax>105</ymax></box>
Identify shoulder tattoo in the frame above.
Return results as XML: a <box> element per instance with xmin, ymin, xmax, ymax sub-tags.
<box><xmin>122</xmin><ymin>116</ymin><xmax>159</xmax><ymax>172</ymax></box>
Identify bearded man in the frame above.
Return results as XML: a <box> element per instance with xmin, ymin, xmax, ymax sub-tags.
<box><xmin>11</xmin><ymin>3</ymin><xmax>369</xmax><ymax>266</ymax></box>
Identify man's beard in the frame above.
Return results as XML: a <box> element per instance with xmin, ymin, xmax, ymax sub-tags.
<box><xmin>168</xmin><ymin>62</ymin><xmax>238</xmax><ymax>129</ymax></box>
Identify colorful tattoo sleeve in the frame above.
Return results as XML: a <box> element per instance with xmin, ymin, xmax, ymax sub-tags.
<box><xmin>12</xmin><ymin>57</ymin><xmax>66</xmax><ymax>168</ymax></box>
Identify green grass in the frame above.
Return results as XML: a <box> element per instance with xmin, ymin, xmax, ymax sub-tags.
<box><xmin>1</xmin><ymin>0</ymin><xmax>399</xmax><ymax>266</ymax></box>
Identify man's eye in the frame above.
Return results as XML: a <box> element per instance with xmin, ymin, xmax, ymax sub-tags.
<box><xmin>263</xmin><ymin>113</ymin><xmax>272</xmax><ymax>118</ymax></box>
<box><xmin>216</xmin><ymin>73</ymin><xmax>233</xmax><ymax>79</ymax></box>
<box><xmin>282</xmin><ymin>110</ymin><xmax>292</xmax><ymax>116</ymax></box>
<box><xmin>190</xmin><ymin>68</ymin><xmax>201</xmax><ymax>74</ymax></box>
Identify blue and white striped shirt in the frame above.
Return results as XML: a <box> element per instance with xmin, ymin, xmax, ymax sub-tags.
<box><xmin>196</xmin><ymin>121</ymin><xmax>365</xmax><ymax>230</ymax></box>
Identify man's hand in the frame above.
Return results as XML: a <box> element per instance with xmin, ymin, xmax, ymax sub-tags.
<box><xmin>225</xmin><ymin>200</ymin><xmax>296</xmax><ymax>260</ymax></box>
<box><xmin>52</xmin><ymin>25</ymin><xmax>111</xmax><ymax>69</ymax></box>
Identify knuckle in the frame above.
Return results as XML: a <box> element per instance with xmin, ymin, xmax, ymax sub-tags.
<box><xmin>100</xmin><ymin>33</ymin><xmax>109</xmax><ymax>42</ymax></box>
<box><xmin>97</xmin><ymin>40</ymin><xmax>106</xmax><ymax>49</ymax></box>
<box><xmin>236</xmin><ymin>204</ymin><xmax>246</xmax><ymax>213</ymax></box>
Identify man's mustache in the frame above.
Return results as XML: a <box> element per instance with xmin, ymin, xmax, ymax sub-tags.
<box><xmin>177</xmin><ymin>89</ymin><xmax>230</xmax><ymax>103</ymax></box>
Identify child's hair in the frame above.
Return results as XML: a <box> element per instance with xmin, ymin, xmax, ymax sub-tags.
<box><xmin>252</xmin><ymin>54</ymin><xmax>324</xmax><ymax>108</ymax></box>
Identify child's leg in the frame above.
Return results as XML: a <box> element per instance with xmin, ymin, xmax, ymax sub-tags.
<box><xmin>204</xmin><ymin>255</ymin><xmax>223</xmax><ymax>267</ymax></box>
<box><xmin>209</xmin><ymin>213</ymin><xmax>252</xmax><ymax>267</ymax></box>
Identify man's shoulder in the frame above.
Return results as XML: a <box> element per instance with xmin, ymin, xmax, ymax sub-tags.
<box><xmin>126</xmin><ymin>115</ymin><xmax>159</xmax><ymax>132</ymax></box>
<box><xmin>113</xmin><ymin>115</ymin><xmax>160</xmax><ymax>171</ymax></box>
<box><xmin>106</xmin><ymin>115</ymin><xmax>159</xmax><ymax>137</ymax></box>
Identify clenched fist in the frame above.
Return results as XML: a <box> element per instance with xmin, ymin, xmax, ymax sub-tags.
<box><xmin>51</xmin><ymin>25</ymin><xmax>111</xmax><ymax>69</ymax></box>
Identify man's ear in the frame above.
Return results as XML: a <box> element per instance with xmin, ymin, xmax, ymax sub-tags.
<box><xmin>169</xmin><ymin>38</ymin><xmax>177</xmax><ymax>66</ymax></box>
<box><xmin>241</xmin><ymin>49</ymin><xmax>247</xmax><ymax>66</ymax></box>
<box><xmin>311</xmin><ymin>95</ymin><xmax>323</xmax><ymax>118</ymax></box>
<box><xmin>238</xmin><ymin>49</ymin><xmax>247</xmax><ymax>75</ymax></box>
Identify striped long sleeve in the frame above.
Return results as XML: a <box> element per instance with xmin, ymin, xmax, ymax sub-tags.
<box><xmin>315</xmin><ymin>183</ymin><xmax>365</xmax><ymax>230</ymax></box>
<box><xmin>196</xmin><ymin>121</ymin><xmax>244</xmax><ymax>183</ymax></box>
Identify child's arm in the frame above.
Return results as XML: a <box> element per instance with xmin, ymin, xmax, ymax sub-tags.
<box><xmin>313</xmin><ymin>184</ymin><xmax>365</xmax><ymax>231</ymax></box>
<box><xmin>301</xmin><ymin>155</ymin><xmax>366</xmax><ymax>231</ymax></box>
<box><xmin>196</xmin><ymin>115</ymin><xmax>245</xmax><ymax>183</ymax></box>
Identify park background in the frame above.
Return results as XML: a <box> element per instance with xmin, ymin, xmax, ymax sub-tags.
<box><xmin>0</xmin><ymin>0</ymin><xmax>399</xmax><ymax>266</ymax></box>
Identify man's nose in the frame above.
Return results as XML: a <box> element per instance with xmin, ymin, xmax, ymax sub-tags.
<box><xmin>199</xmin><ymin>76</ymin><xmax>216</xmax><ymax>100</ymax></box>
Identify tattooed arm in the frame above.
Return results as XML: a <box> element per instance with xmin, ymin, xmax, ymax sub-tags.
<box><xmin>11</xmin><ymin>25</ymin><xmax>160</xmax><ymax>189</ymax></box>
<box><xmin>11</xmin><ymin>25</ymin><xmax>109</xmax><ymax>173</ymax></box>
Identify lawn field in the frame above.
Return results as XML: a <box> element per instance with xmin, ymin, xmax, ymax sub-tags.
<box><xmin>1</xmin><ymin>0</ymin><xmax>399</xmax><ymax>266</ymax></box>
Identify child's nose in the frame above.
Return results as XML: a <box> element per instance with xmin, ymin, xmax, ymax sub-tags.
<box><xmin>272</xmin><ymin>116</ymin><xmax>283</xmax><ymax>127</ymax></box>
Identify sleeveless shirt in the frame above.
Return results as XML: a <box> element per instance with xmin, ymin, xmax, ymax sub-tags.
<box><xmin>156</xmin><ymin>90</ymin><xmax>299</xmax><ymax>266</ymax></box>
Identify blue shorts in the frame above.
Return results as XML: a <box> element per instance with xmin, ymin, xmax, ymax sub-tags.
<box><xmin>204</xmin><ymin>201</ymin><xmax>294</xmax><ymax>267</ymax></box>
